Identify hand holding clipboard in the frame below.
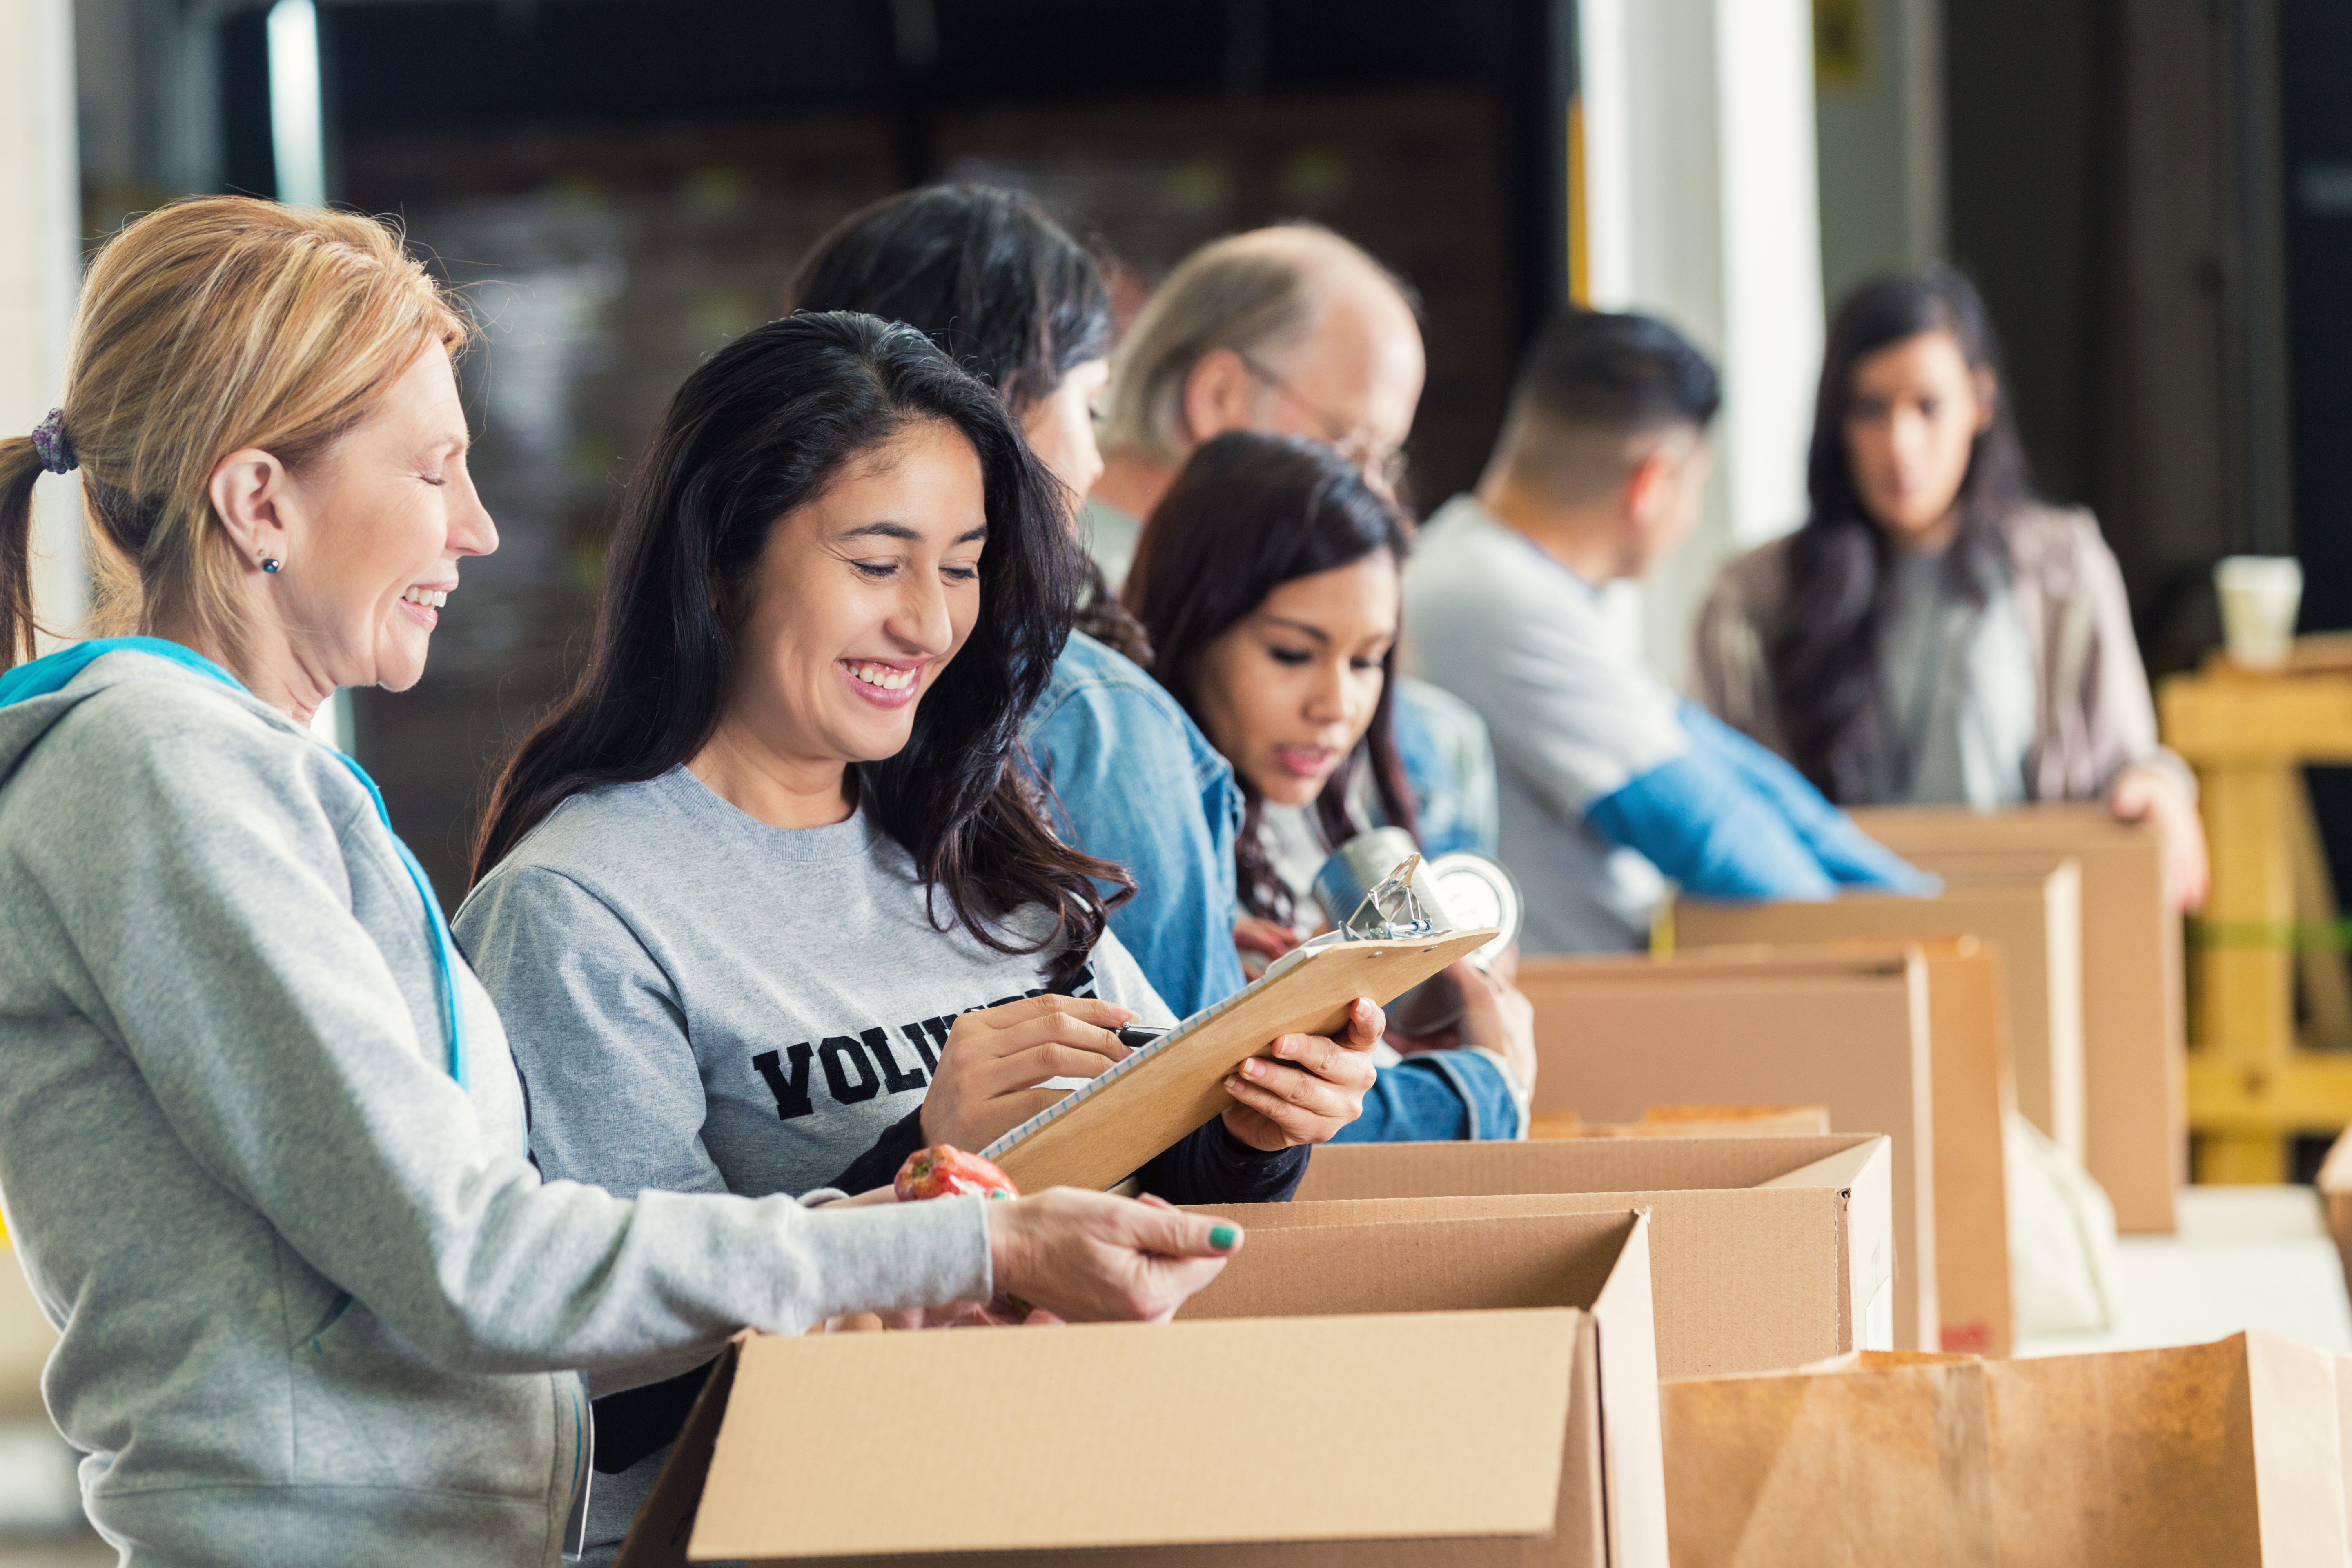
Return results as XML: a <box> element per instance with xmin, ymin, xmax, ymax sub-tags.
<box><xmin>983</xmin><ymin>922</ymin><xmax>1499</xmax><ymax>1193</ymax></box>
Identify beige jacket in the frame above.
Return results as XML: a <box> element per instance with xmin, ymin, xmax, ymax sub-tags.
<box><xmin>1692</xmin><ymin>503</ymin><xmax>2194</xmax><ymax>804</ymax></box>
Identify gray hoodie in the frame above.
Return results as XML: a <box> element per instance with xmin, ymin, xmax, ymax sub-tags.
<box><xmin>0</xmin><ymin>647</ymin><xmax>994</xmax><ymax>1567</ymax></box>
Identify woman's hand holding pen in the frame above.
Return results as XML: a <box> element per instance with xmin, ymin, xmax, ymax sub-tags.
<box><xmin>919</xmin><ymin>994</ymin><xmax>1136</xmax><ymax>1156</ymax></box>
<box><xmin>1218</xmin><ymin>995</ymin><xmax>1383</xmax><ymax>1150</ymax></box>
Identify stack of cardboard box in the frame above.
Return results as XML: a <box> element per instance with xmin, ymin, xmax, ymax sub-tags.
<box><xmin>1512</xmin><ymin>940</ymin><xmax>2013</xmax><ymax>1356</ymax></box>
<box><xmin>1849</xmin><ymin>806</ymin><xmax>2182</xmax><ymax>1234</ymax></box>
<box><xmin>599</xmin><ymin>805</ymin><xmax>2306</xmax><ymax>1565</ymax></box>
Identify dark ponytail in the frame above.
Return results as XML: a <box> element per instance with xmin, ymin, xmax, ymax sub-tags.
<box><xmin>1768</xmin><ymin>265</ymin><xmax>2031</xmax><ymax>801</ymax></box>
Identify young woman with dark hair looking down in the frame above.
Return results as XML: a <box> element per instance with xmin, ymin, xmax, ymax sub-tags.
<box><xmin>1127</xmin><ymin>431</ymin><xmax>1537</xmax><ymax>1139</ymax></box>
<box><xmin>1693</xmin><ymin>267</ymin><xmax>2208</xmax><ymax>911</ymax></box>
<box><xmin>457</xmin><ymin>313</ymin><xmax>1376</xmax><ymax>1562</ymax></box>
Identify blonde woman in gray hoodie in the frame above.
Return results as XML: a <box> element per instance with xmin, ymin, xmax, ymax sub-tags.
<box><xmin>0</xmin><ymin>197</ymin><xmax>1246</xmax><ymax>1568</ymax></box>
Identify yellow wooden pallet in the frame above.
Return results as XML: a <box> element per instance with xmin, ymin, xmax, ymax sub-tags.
<box><xmin>2162</xmin><ymin>652</ymin><xmax>2352</xmax><ymax>1180</ymax></box>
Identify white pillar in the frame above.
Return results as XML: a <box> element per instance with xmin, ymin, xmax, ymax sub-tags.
<box><xmin>0</xmin><ymin>0</ymin><xmax>85</xmax><ymax>652</ymax></box>
<box><xmin>1578</xmin><ymin>0</ymin><xmax>1825</xmax><ymax>688</ymax></box>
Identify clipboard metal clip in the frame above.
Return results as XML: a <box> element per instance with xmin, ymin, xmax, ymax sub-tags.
<box><xmin>1339</xmin><ymin>852</ymin><xmax>1441</xmax><ymax>942</ymax></box>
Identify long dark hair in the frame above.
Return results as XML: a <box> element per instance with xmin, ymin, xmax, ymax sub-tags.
<box><xmin>473</xmin><ymin>310</ymin><xmax>1125</xmax><ymax>985</ymax></box>
<box><xmin>1125</xmin><ymin>431</ymin><xmax>1418</xmax><ymax>923</ymax></box>
<box><xmin>785</xmin><ymin>183</ymin><xmax>1152</xmax><ymax>666</ymax></box>
<box><xmin>1767</xmin><ymin>266</ymin><xmax>2032</xmax><ymax>802</ymax></box>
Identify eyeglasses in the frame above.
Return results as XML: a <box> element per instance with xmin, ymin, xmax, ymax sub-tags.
<box><xmin>1235</xmin><ymin>351</ymin><xmax>1411</xmax><ymax>496</ymax></box>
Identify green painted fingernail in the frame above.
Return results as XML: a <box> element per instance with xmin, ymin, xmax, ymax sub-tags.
<box><xmin>1210</xmin><ymin>1224</ymin><xmax>1238</xmax><ymax>1250</ymax></box>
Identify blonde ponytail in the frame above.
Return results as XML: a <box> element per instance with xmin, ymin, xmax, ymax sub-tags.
<box><xmin>0</xmin><ymin>435</ymin><xmax>46</xmax><ymax>665</ymax></box>
<box><xmin>0</xmin><ymin>196</ymin><xmax>470</xmax><ymax>675</ymax></box>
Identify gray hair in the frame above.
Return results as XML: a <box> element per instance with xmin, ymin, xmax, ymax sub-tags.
<box><xmin>1102</xmin><ymin>225</ymin><xmax>1396</xmax><ymax>466</ymax></box>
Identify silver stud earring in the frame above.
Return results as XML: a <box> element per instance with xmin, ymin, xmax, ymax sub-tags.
<box><xmin>261</xmin><ymin>555</ymin><xmax>282</xmax><ymax>575</ymax></box>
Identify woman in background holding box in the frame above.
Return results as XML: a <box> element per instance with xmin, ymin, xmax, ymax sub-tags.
<box><xmin>1692</xmin><ymin>267</ymin><xmax>2208</xmax><ymax>911</ymax></box>
<box><xmin>1126</xmin><ymin>430</ymin><xmax>1538</xmax><ymax>1137</ymax></box>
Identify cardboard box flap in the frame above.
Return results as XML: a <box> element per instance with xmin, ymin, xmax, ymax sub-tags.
<box><xmin>1176</xmin><ymin>1208</ymin><xmax>1640</xmax><ymax>1320</ymax></box>
<box><xmin>2246</xmin><ymin>1332</ymin><xmax>2350</xmax><ymax>1565</ymax></box>
<box><xmin>1296</xmin><ymin>1133</ymin><xmax>1885</xmax><ymax>1202</ymax></box>
<box><xmin>1586</xmin><ymin>1207</ymin><xmax>1667</xmax><ymax>1568</ymax></box>
<box><xmin>1287</xmin><ymin>1138</ymin><xmax>1893</xmax><ymax>1374</ymax></box>
<box><xmin>2321</xmin><ymin>1126</ymin><xmax>2352</xmax><ymax>1195</ymax></box>
<box><xmin>1760</xmin><ymin>1140</ymin><xmax>1896</xmax><ymax>1352</ymax></box>
<box><xmin>619</xmin><ymin>1335</ymin><xmax>743</xmax><ymax>1568</ymax></box>
<box><xmin>687</xmin><ymin>1312</ymin><xmax>1579</xmax><ymax>1562</ymax></box>
<box><xmin>1757</xmin><ymin>1142</ymin><xmax>1884</xmax><ymax>1192</ymax></box>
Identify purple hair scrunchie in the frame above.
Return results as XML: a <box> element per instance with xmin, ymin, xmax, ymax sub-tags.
<box><xmin>30</xmin><ymin>408</ymin><xmax>75</xmax><ymax>475</ymax></box>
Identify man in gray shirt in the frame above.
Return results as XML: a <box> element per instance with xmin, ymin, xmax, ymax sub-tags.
<box><xmin>1404</xmin><ymin>309</ymin><xmax>1926</xmax><ymax>951</ymax></box>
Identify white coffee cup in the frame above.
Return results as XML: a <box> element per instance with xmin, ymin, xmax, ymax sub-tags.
<box><xmin>2214</xmin><ymin>555</ymin><xmax>2304</xmax><ymax>670</ymax></box>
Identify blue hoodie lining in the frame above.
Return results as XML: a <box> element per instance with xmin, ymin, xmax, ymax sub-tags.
<box><xmin>0</xmin><ymin>638</ymin><xmax>469</xmax><ymax>1090</ymax></box>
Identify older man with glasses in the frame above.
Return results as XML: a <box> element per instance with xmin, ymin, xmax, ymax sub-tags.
<box><xmin>1089</xmin><ymin>223</ymin><xmax>1496</xmax><ymax>863</ymax></box>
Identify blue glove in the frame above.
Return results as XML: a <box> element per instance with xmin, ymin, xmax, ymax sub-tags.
<box><xmin>1586</xmin><ymin>748</ymin><xmax>1839</xmax><ymax>902</ymax></box>
<box><xmin>1677</xmin><ymin>701</ymin><xmax>1936</xmax><ymax>893</ymax></box>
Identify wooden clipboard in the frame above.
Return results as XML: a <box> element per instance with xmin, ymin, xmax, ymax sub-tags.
<box><xmin>983</xmin><ymin>926</ymin><xmax>1500</xmax><ymax>1192</ymax></box>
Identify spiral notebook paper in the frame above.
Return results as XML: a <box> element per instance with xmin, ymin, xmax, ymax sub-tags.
<box><xmin>981</xmin><ymin>925</ymin><xmax>1499</xmax><ymax>1193</ymax></box>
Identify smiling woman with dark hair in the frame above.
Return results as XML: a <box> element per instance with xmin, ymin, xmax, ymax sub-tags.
<box><xmin>456</xmin><ymin>312</ymin><xmax>1377</xmax><ymax>1563</ymax></box>
<box><xmin>782</xmin><ymin>184</ymin><xmax>1245</xmax><ymax>1019</ymax></box>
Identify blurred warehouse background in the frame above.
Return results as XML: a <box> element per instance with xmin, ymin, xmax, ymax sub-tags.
<box><xmin>2</xmin><ymin>0</ymin><xmax>2325</xmax><ymax>905</ymax></box>
<box><xmin>2</xmin><ymin>0</ymin><xmax>2350</xmax><ymax>1555</ymax></box>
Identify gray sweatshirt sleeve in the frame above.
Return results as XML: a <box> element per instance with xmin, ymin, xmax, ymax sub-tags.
<box><xmin>454</xmin><ymin>864</ymin><xmax>725</xmax><ymax>1202</ymax></box>
<box><xmin>13</xmin><ymin>690</ymin><xmax>993</xmax><ymax>1374</ymax></box>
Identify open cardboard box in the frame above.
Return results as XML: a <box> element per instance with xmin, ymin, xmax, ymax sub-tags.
<box><xmin>1672</xmin><ymin>862</ymin><xmax>2083</xmax><ymax>1171</ymax></box>
<box><xmin>1527</xmin><ymin>941</ymin><xmax>2016</xmax><ymax>1356</ymax></box>
<box><xmin>1851</xmin><ymin>804</ymin><xmax>2183</xmax><ymax>1233</ymax></box>
<box><xmin>617</xmin><ymin>1209</ymin><xmax>1666</xmax><ymax>1568</ymax></box>
<box><xmin>1291</xmin><ymin>1134</ymin><xmax>1892</xmax><ymax>1375</ymax></box>
<box><xmin>1661</xmin><ymin>1333</ymin><xmax>2352</xmax><ymax>1566</ymax></box>
<box><xmin>1505</xmin><ymin>952</ymin><xmax>1939</xmax><ymax>1353</ymax></box>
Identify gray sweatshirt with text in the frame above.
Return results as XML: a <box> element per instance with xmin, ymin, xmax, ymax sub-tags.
<box><xmin>0</xmin><ymin>649</ymin><xmax>994</xmax><ymax>1568</ymax></box>
<box><xmin>455</xmin><ymin>766</ymin><xmax>1311</xmax><ymax>1562</ymax></box>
